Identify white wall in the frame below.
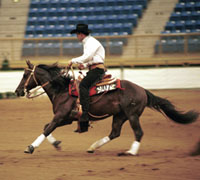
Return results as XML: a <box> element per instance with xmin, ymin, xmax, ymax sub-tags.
<box><xmin>0</xmin><ymin>67</ymin><xmax>200</xmax><ymax>93</ymax></box>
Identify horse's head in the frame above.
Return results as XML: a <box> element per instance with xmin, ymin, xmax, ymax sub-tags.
<box><xmin>15</xmin><ymin>60</ymin><xmax>71</xmax><ymax>97</ymax></box>
<box><xmin>15</xmin><ymin>60</ymin><xmax>40</xmax><ymax>97</ymax></box>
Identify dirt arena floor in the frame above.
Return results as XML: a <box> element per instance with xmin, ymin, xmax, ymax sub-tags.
<box><xmin>0</xmin><ymin>89</ymin><xmax>199</xmax><ymax>180</ymax></box>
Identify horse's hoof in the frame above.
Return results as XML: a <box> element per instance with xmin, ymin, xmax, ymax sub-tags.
<box><xmin>87</xmin><ymin>149</ymin><xmax>94</xmax><ymax>153</ymax></box>
<box><xmin>53</xmin><ymin>141</ymin><xmax>62</xmax><ymax>151</ymax></box>
<box><xmin>117</xmin><ymin>151</ymin><xmax>137</xmax><ymax>156</ymax></box>
<box><xmin>24</xmin><ymin>145</ymin><xmax>34</xmax><ymax>154</ymax></box>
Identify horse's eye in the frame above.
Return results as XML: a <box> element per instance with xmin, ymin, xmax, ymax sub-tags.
<box><xmin>23</xmin><ymin>73</ymin><xmax>28</xmax><ymax>78</ymax></box>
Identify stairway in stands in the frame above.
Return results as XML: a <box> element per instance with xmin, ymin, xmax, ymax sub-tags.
<box><xmin>122</xmin><ymin>0</ymin><xmax>178</xmax><ymax>58</ymax></box>
<box><xmin>0</xmin><ymin>0</ymin><xmax>29</xmax><ymax>61</ymax></box>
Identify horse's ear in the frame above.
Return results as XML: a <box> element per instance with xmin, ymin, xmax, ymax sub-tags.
<box><xmin>26</xmin><ymin>60</ymin><xmax>34</xmax><ymax>69</ymax></box>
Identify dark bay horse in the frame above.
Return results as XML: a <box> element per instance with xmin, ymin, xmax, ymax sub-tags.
<box><xmin>15</xmin><ymin>61</ymin><xmax>199</xmax><ymax>155</ymax></box>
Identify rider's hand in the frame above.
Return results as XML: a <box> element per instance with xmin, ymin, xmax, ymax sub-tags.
<box><xmin>67</xmin><ymin>60</ymin><xmax>72</xmax><ymax>69</ymax></box>
<box><xmin>78</xmin><ymin>64</ymin><xmax>85</xmax><ymax>70</ymax></box>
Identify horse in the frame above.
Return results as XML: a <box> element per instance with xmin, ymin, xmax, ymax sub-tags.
<box><xmin>15</xmin><ymin>60</ymin><xmax>199</xmax><ymax>155</ymax></box>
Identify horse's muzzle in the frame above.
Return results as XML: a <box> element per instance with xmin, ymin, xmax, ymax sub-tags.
<box><xmin>15</xmin><ymin>89</ymin><xmax>25</xmax><ymax>97</ymax></box>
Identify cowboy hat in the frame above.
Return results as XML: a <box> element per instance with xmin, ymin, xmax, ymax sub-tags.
<box><xmin>70</xmin><ymin>24</ymin><xmax>91</xmax><ymax>34</ymax></box>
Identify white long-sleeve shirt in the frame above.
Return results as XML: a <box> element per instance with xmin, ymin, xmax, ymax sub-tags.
<box><xmin>71</xmin><ymin>35</ymin><xmax>105</xmax><ymax>67</ymax></box>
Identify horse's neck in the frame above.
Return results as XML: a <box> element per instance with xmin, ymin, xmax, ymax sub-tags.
<box><xmin>42</xmin><ymin>84</ymin><xmax>56</xmax><ymax>103</ymax></box>
<box><xmin>41</xmin><ymin>78</ymin><xmax>70</xmax><ymax>104</ymax></box>
<box><xmin>38</xmin><ymin>76</ymin><xmax>57</xmax><ymax>102</ymax></box>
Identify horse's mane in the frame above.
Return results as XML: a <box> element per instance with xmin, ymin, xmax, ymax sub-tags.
<box><xmin>37</xmin><ymin>63</ymin><xmax>71</xmax><ymax>93</ymax></box>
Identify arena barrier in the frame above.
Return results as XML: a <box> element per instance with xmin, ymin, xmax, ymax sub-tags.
<box><xmin>0</xmin><ymin>67</ymin><xmax>199</xmax><ymax>99</ymax></box>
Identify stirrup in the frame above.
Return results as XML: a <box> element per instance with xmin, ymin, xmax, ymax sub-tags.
<box><xmin>71</xmin><ymin>109</ymin><xmax>82</xmax><ymax>119</ymax></box>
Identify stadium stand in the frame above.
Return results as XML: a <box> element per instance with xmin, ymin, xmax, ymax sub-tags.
<box><xmin>22</xmin><ymin>0</ymin><xmax>149</xmax><ymax>57</ymax></box>
<box><xmin>0</xmin><ymin>0</ymin><xmax>199</xmax><ymax>68</ymax></box>
<box><xmin>155</xmin><ymin>0</ymin><xmax>200</xmax><ymax>54</ymax></box>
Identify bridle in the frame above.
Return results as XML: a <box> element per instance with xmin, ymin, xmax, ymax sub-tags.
<box><xmin>24</xmin><ymin>65</ymin><xmax>49</xmax><ymax>99</ymax></box>
<box><xmin>24</xmin><ymin>66</ymin><xmax>38</xmax><ymax>89</ymax></box>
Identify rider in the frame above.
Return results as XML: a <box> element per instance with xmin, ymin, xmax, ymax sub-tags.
<box><xmin>68</xmin><ymin>24</ymin><xmax>106</xmax><ymax>133</ymax></box>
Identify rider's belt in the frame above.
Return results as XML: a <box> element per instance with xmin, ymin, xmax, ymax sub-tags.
<box><xmin>89</xmin><ymin>63</ymin><xmax>105</xmax><ymax>71</ymax></box>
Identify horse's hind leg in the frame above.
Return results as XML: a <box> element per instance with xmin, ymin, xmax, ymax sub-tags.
<box><xmin>87</xmin><ymin>113</ymin><xmax>127</xmax><ymax>153</ymax></box>
<box><xmin>125</xmin><ymin>114</ymin><xmax>143</xmax><ymax>155</ymax></box>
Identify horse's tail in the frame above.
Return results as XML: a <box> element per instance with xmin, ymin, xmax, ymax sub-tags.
<box><xmin>145</xmin><ymin>89</ymin><xmax>199</xmax><ymax>124</ymax></box>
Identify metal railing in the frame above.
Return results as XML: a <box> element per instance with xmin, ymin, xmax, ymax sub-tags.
<box><xmin>0</xmin><ymin>33</ymin><xmax>200</xmax><ymax>68</ymax></box>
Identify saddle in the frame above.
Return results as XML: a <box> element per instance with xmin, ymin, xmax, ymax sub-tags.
<box><xmin>69</xmin><ymin>74</ymin><xmax>122</xmax><ymax>97</ymax></box>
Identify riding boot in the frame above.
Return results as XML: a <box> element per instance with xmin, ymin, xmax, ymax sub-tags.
<box><xmin>79</xmin><ymin>87</ymin><xmax>90</xmax><ymax>122</ymax></box>
<box><xmin>74</xmin><ymin>87</ymin><xmax>89</xmax><ymax>133</ymax></box>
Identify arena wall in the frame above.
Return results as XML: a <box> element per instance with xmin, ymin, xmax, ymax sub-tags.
<box><xmin>0</xmin><ymin>67</ymin><xmax>199</xmax><ymax>93</ymax></box>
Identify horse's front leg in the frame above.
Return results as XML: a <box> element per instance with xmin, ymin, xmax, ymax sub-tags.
<box><xmin>24</xmin><ymin>114</ymin><xmax>66</xmax><ymax>154</ymax></box>
<box><xmin>44</xmin><ymin>120</ymin><xmax>74</xmax><ymax>151</ymax></box>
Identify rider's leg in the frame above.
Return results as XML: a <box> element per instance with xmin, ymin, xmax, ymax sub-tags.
<box><xmin>79</xmin><ymin>68</ymin><xmax>105</xmax><ymax>122</ymax></box>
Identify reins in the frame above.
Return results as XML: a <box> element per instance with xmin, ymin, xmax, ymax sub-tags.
<box><xmin>25</xmin><ymin>65</ymin><xmax>69</xmax><ymax>99</ymax></box>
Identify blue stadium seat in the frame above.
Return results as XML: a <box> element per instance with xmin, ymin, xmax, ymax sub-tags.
<box><xmin>185</xmin><ymin>20</ymin><xmax>196</xmax><ymax>31</ymax></box>
<box><xmin>191</xmin><ymin>11</ymin><xmax>200</xmax><ymax>20</ymax></box>
<box><xmin>37</xmin><ymin>17</ymin><xmax>48</xmax><ymax>26</ymax></box>
<box><xmin>22</xmin><ymin>42</ymin><xmax>36</xmax><ymax>56</ymax></box>
<box><xmin>58</xmin><ymin>16</ymin><xmax>68</xmax><ymax>25</ymax></box>
<box><xmin>35</xmin><ymin>25</ymin><xmax>45</xmax><ymax>37</ymax></box>
<box><xmin>37</xmin><ymin>42</ymin><xmax>60</xmax><ymax>56</ymax></box>
<box><xmin>174</xmin><ymin>3</ymin><xmax>185</xmax><ymax>12</ymax></box>
<box><xmin>123</xmin><ymin>23</ymin><xmax>133</xmax><ymax>34</ymax></box>
<box><xmin>57</xmin><ymin>7</ymin><xmax>67</xmax><ymax>17</ymax></box>
<box><xmin>137</xmin><ymin>0</ymin><xmax>148</xmax><ymax>9</ymax></box>
<box><xmin>165</xmin><ymin>21</ymin><xmax>176</xmax><ymax>32</ymax></box>
<box><xmin>40</xmin><ymin>0</ymin><xmax>50</xmax><ymax>8</ymax></box>
<box><xmin>103</xmin><ymin>24</ymin><xmax>114</xmax><ymax>33</ymax></box>
<box><xmin>92</xmin><ymin>24</ymin><xmax>104</xmax><ymax>33</ymax></box>
<box><xmin>76</xmin><ymin>16</ymin><xmax>88</xmax><ymax>24</ymax></box>
<box><xmin>45</xmin><ymin>25</ymin><xmax>55</xmax><ymax>35</ymax></box>
<box><xmin>175</xmin><ymin>21</ymin><xmax>186</xmax><ymax>32</ymax></box>
<box><xmin>68</xmin><ymin>16</ymin><xmax>78</xmax><ymax>24</ymax></box>
<box><xmin>96</xmin><ymin>0</ymin><xmax>107</xmax><ymax>7</ymax></box>
<box><xmin>194</xmin><ymin>2</ymin><xmax>200</xmax><ymax>11</ymax></box>
<box><xmin>55</xmin><ymin>25</ymin><xmax>65</xmax><ymax>35</ymax></box>
<box><xmin>170</xmin><ymin>12</ymin><xmax>181</xmax><ymax>21</ymax></box>
<box><xmin>112</xmin><ymin>23</ymin><xmax>123</xmax><ymax>33</ymax></box>
<box><xmin>104</xmin><ymin>6</ymin><xmax>114</xmax><ymax>15</ymax></box>
<box><xmin>106</xmin><ymin>15</ymin><xmax>118</xmax><ymax>24</ymax></box>
<box><xmin>60</xmin><ymin>0</ymin><xmax>68</xmax><ymax>8</ymax></box>
<box><xmin>64</xmin><ymin>24</ymin><xmax>76</xmax><ymax>34</ymax></box>
<box><xmin>66</xmin><ymin>7</ymin><xmax>76</xmax><ymax>16</ymax></box>
<box><xmin>47</xmin><ymin>16</ymin><xmax>58</xmax><ymax>25</ymax></box>
<box><xmin>109</xmin><ymin>41</ymin><xmax>123</xmax><ymax>55</ymax></box>
<box><xmin>107</xmin><ymin>0</ymin><xmax>116</xmax><ymax>6</ymax></box>
<box><xmin>95</xmin><ymin>15</ymin><xmax>107</xmax><ymax>24</ymax></box>
<box><xmin>180</xmin><ymin>11</ymin><xmax>192</xmax><ymax>21</ymax></box>
<box><xmin>76</xmin><ymin>7</ymin><xmax>87</xmax><ymax>16</ymax></box>
<box><xmin>25</xmin><ymin>25</ymin><xmax>35</xmax><ymax>36</ymax></box>
<box><xmin>63</xmin><ymin>42</ymin><xmax>83</xmax><ymax>56</ymax></box>
<box><xmin>196</xmin><ymin>20</ymin><xmax>200</xmax><ymax>31</ymax></box>
<box><xmin>28</xmin><ymin>8</ymin><xmax>39</xmax><ymax>17</ymax></box>
<box><xmin>185</xmin><ymin>2</ymin><xmax>195</xmax><ymax>11</ymax></box>
<box><xmin>48</xmin><ymin>8</ymin><xmax>58</xmax><ymax>17</ymax></box>
<box><xmin>87</xmin><ymin>15</ymin><xmax>96</xmax><ymax>24</ymax></box>
<box><xmin>27</xmin><ymin>17</ymin><xmax>38</xmax><ymax>26</ymax></box>
<box><xmin>38</xmin><ymin>8</ymin><xmax>48</xmax><ymax>17</ymax></box>
<box><xmin>29</xmin><ymin>0</ymin><xmax>40</xmax><ymax>9</ymax></box>
<box><xmin>67</xmin><ymin>0</ymin><xmax>81</xmax><ymax>8</ymax></box>
<box><xmin>188</xmin><ymin>38</ymin><xmax>200</xmax><ymax>52</ymax></box>
<box><xmin>117</xmin><ymin>14</ymin><xmax>138</xmax><ymax>27</ymax></box>
<box><xmin>49</xmin><ymin>0</ymin><xmax>60</xmax><ymax>8</ymax></box>
<box><xmin>94</xmin><ymin>7</ymin><xmax>105</xmax><ymax>15</ymax></box>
